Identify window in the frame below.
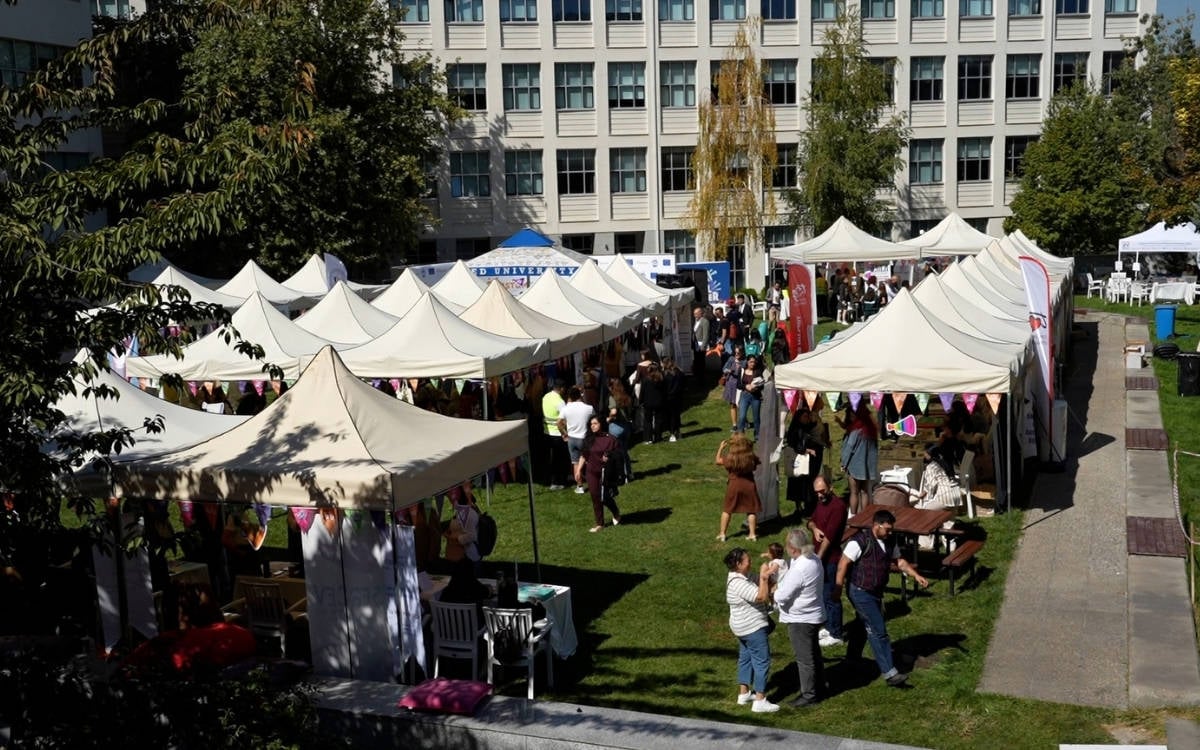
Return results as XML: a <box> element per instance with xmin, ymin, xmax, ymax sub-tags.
<box><xmin>863</xmin><ymin>0</ymin><xmax>895</xmax><ymax>18</ymax></box>
<box><xmin>1102</xmin><ymin>50</ymin><xmax>1127</xmax><ymax>95</ymax></box>
<box><xmin>711</xmin><ymin>0</ymin><xmax>747</xmax><ymax>20</ymax></box>
<box><xmin>94</xmin><ymin>0</ymin><xmax>132</xmax><ymax>18</ymax></box>
<box><xmin>663</xmin><ymin>230</ymin><xmax>696</xmax><ymax>262</ymax></box>
<box><xmin>447</xmin><ymin>64</ymin><xmax>486</xmax><ymax>110</ymax></box>
<box><xmin>765</xmin><ymin>226</ymin><xmax>794</xmax><ymax>249</ymax></box>
<box><xmin>455</xmin><ymin>238</ymin><xmax>491</xmax><ymax>260</ymax></box>
<box><xmin>555</xmin><ymin>63</ymin><xmax>595</xmax><ymax>109</ymax></box>
<box><xmin>910</xmin><ymin>218</ymin><xmax>942</xmax><ymax>236</ymax></box>
<box><xmin>659</xmin><ymin>0</ymin><xmax>696</xmax><ymax>19</ymax></box>
<box><xmin>773</xmin><ymin>144</ymin><xmax>799</xmax><ymax>188</ymax></box>
<box><xmin>607</xmin><ymin>0</ymin><xmax>644</xmax><ymax>19</ymax></box>
<box><xmin>661</xmin><ymin>147</ymin><xmax>694</xmax><ymax>191</ymax></box>
<box><xmin>727</xmin><ymin>242</ymin><xmax>747</xmax><ymax>291</ymax></box>
<box><xmin>763</xmin><ymin>59</ymin><xmax>797</xmax><ymax>105</ymax></box>
<box><xmin>1008</xmin><ymin>0</ymin><xmax>1039</xmax><ymax>12</ymax></box>
<box><xmin>910</xmin><ymin>57</ymin><xmax>944</xmax><ymax>102</ymax></box>
<box><xmin>1004</xmin><ymin>135</ymin><xmax>1037</xmax><ymax>180</ymax></box>
<box><xmin>1053</xmin><ymin>52</ymin><xmax>1088</xmax><ymax>93</ymax></box>
<box><xmin>393</xmin><ymin>0</ymin><xmax>430</xmax><ymax>21</ymax></box>
<box><xmin>393</xmin><ymin>63</ymin><xmax>433</xmax><ymax>90</ymax></box>
<box><xmin>611</xmin><ymin>148</ymin><xmax>648</xmax><ymax>192</ymax></box>
<box><xmin>1055</xmin><ymin>0</ymin><xmax>1086</xmax><ymax>12</ymax></box>
<box><xmin>445</xmin><ymin>0</ymin><xmax>484</xmax><ymax>21</ymax></box>
<box><xmin>413</xmin><ymin>240</ymin><xmax>440</xmax><ymax>264</ymax></box>
<box><xmin>811</xmin><ymin>0</ymin><xmax>842</xmax><ymax>18</ymax></box>
<box><xmin>421</xmin><ymin>155</ymin><xmax>438</xmax><ymax>198</ymax></box>
<box><xmin>1005</xmin><ymin>54</ymin><xmax>1039</xmax><ymax>99</ymax></box>
<box><xmin>958</xmin><ymin>56</ymin><xmax>992</xmax><ymax>100</ymax></box>
<box><xmin>660</xmin><ymin>61</ymin><xmax>696</xmax><ymax>107</ymax></box>
<box><xmin>502</xmin><ymin>64</ymin><xmax>541</xmax><ymax>110</ymax></box>
<box><xmin>562</xmin><ymin>234</ymin><xmax>595</xmax><ymax>253</ymax></box>
<box><xmin>762</xmin><ymin>0</ymin><xmax>797</xmax><ymax>19</ymax></box>
<box><xmin>615</xmin><ymin>232</ymin><xmax>644</xmax><ymax>253</ymax></box>
<box><xmin>608</xmin><ymin>63</ymin><xmax>646</xmax><ymax>108</ymax></box>
<box><xmin>910</xmin><ymin>139</ymin><xmax>943</xmax><ymax>184</ymax></box>
<box><xmin>1105</xmin><ymin>0</ymin><xmax>1135</xmax><ymax>10</ymax></box>
<box><xmin>557</xmin><ymin>149</ymin><xmax>596</xmax><ymax>194</ymax></box>
<box><xmin>868</xmin><ymin>57</ymin><xmax>896</xmax><ymax>103</ymax></box>
<box><xmin>0</xmin><ymin>39</ymin><xmax>74</xmax><ymax>88</ymax></box>
<box><xmin>957</xmin><ymin>137</ymin><xmax>990</xmax><ymax>182</ymax></box>
<box><xmin>966</xmin><ymin>217</ymin><xmax>989</xmax><ymax>232</ymax></box>
<box><xmin>553</xmin><ymin>0</ymin><xmax>592</xmax><ymax>19</ymax></box>
<box><xmin>959</xmin><ymin>0</ymin><xmax>992</xmax><ymax>15</ymax></box>
<box><xmin>912</xmin><ymin>0</ymin><xmax>944</xmax><ymax>16</ymax></box>
<box><xmin>450</xmin><ymin>151</ymin><xmax>490</xmax><ymax>197</ymax></box>
<box><xmin>505</xmin><ymin>150</ymin><xmax>544</xmax><ymax>195</ymax></box>
<box><xmin>500</xmin><ymin>0</ymin><xmax>538</xmax><ymax>21</ymax></box>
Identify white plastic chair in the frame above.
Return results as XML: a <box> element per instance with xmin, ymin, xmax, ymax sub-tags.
<box><xmin>1128</xmin><ymin>280</ymin><xmax>1149</xmax><ymax>306</ymax></box>
<box><xmin>1106</xmin><ymin>273</ymin><xmax>1129</xmax><ymax>303</ymax></box>
<box><xmin>1086</xmin><ymin>272</ymin><xmax>1104</xmax><ymax>298</ymax></box>
<box><xmin>430</xmin><ymin>600</ymin><xmax>485</xmax><ymax>680</ymax></box>
<box><xmin>482</xmin><ymin>606</ymin><xmax>553</xmax><ymax>700</ymax></box>
<box><xmin>956</xmin><ymin>450</ymin><xmax>976</xmax><ymax>519</ymax></box>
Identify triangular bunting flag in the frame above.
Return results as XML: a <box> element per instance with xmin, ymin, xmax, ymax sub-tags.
<box><xmin>848</xmin><ymin>392</ymin><xmax>863</xmax><ymax>411</ymax></box>
<box><xmin>891</xmin><ymin>392</ymin><xmax>907</xmax><ymax>411</ymax></box>
<box><xmin>320</xmin><ymin>507</ymin><xmax>339</xmax><ymax>537</ymax></box>
<box><xmin>938</xmin><ymin>392</ymin><xmax>955</xmax><ymax>413</ymax></box>
<box><xmin>389</xmin><ymin>379</ymin><xmax>401</xmax><ymax>394</ymax></box>
<box><xmin>253</xmin><ymin>503</ymin><xmax>271</xmax><ymax>530</ymax></box>
<box><xmin>178</xmin><ymin>500</ymin><xmax>195</xmax><ymax>529</ymax></box>
<box><xmin>825</xmin><ymin>392</ymin><xmax>841</xmax><ymax>411</ymax></box>
<box><xmin>253</xmin><ymin>380</ymin><xmax>265</xmax><ymax>396</ymax></box>
<box><xmin>963</xmin><ymin>393</ymin><xmax>979</xmax><ymax>414</ymax></box>
<box><xmin>986</xmin><ymin>392</ymin><xmax>1003</xmax><ymax>414</ymax></box>
<box><xmin>803</xmin><ymin>390</ymin><xmax>818</xmax><ymax>409</ymax></box>
<box><xmin>869</xmin><ymin>391</ymin><xmax>884</xmax><ymax>411</ymax></box>
<box><xmin>291</xmin><ymin>506</ymin><xmax>315</xmax><ymax>534</ymax></box>
<box><xmin>782</xmin><ymin>389</ymin><xmax>799</xmax><ymax>411</ymax></box>
<box><xmin>916</xmin><ymin>393</ymin><xmax>930</xmax><ymax>413</ymax></box>
<box><xmin>250</xmin><ymin>504</ymin><xmax>270</xmax><ymax>548</ymax></box>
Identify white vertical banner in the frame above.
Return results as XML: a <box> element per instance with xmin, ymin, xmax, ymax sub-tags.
<box><xmin>393</xmin><ymin>524</ymin><xmax>426</xmax><ymax>678</ymax></box>
<box><xmin>92</xmin><ymin>514</ymin><xmax>157</xmax><ymax>650</ymax></box>
<box><xmin>1018</xmin><ymin>255</ymin><xmax>1053</xmax><ymax>458</ymax></box>
<box><xmin>324</xmin><ymin>253</ymin><xmax>349</xmax><ymax>290</ymax></box>
<box><xmin>302</xmin><ymin>514</ymin><xmax>350</xmax><ymax>677</ymax></box>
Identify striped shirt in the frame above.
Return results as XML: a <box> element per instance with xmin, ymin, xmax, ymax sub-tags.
<box><xmin>726</xmin><ymin>572</ymin><xmax>771</xmax><ymax>637</ymax></box>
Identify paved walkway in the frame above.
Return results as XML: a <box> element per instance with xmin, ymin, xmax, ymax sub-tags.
<box><xmin>980</xmin><ymin>311</ymin><xmax>1200</xmax><ymax>708</ymax></box>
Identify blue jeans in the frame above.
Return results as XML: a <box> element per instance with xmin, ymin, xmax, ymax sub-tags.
<box><xmin>822</xmin><ymin>560</ymin><xmax>844</xmax><ymax>639</ymax></box>
<box><xmin>736</xmin><ymin>394</ymin><xmax>762</xmax><ymax>439</ymax></box>
<box><xmin>735</xmin><ymin>625</ymin><xmax>772</xmax><ymax>694</ymax></box>
<box><xmin>847</xmin><ymin>584</ymin><xmax>896</xmax><ymax>678</ymax></box>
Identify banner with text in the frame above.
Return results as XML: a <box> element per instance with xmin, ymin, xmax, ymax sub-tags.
<box><xmin>786</xmin><ymin>263</ymin><xmax>816</xmax><ymax>355</ymax></box>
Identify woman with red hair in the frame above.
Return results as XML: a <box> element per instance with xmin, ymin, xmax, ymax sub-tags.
<box><xmin>839</xmin><ymin>403</ymin><xmax>879</xmax><ymax>514</ymax></box>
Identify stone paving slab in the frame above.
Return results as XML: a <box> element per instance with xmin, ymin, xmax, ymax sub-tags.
<box><xmin>1128</xmin><ymin>391</ymin><xmax>1166</xmax><ymax>430</ymax></box>
<box><xmin>1126</xmin><ymin>451</ymin><xmax>1177</xmax><ymax>518</ymax></box>
<box><xmin>1129</xmin><ymin>556</ymin><xmax>1200</xmax><ymax>708</ymax></box>
<box><xmin>1127</xmin><ymin>517</ymin><xmax>1188</xmax><ymax>557</ymax></box>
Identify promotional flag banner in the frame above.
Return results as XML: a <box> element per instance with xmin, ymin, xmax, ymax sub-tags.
<box><xmin>916</xmin><ymin>393</ymin><xmax>930</xmax><ymax>412</ymax></box>
<box><xmin>1018</xmin><ymin>255</ymin><xmax>1054</xmax><ymax>448</ymax></box>
<box><xmin>324</xmin><ymin>253</ymin><xmax>349</xmax><ymax>290</ymax></box>
<box><xmin>963</xmin><ymin>393</ymin><xmax>979</xmax><ymax>413</ymax></box>
<box><xmin>786</xmin><ymin>264</ymin><xmax>816</xmax><ymax>355</ymax></box>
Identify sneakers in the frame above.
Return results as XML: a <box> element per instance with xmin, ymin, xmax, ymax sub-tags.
<box><xmin>549</xmin><ymin>484</ymin><xmax>565</xmax><ymax>491</ymax></box>
<box><xmin>574</xmin><ymin>486</ymin><xmax>586</xmax><ymax>494</ymax></box>
<box><xmin>818</xmin><ymin>628</ymin><xmax>830</xmax><ymax>640</ymax></box>
<box><xmin>751</xmin><ymin>698</ymin><xmax>780</xmax><ymax>713</ymax></box>
<box><xmin>736</xmin><ymin>692</ymin><xmax>754</xmax><ymax>705</ymax></box>
<box><xmin>589</xmin><ymin>525</ymin><xmax>603</xmax><ymax>533</ymax></box>
<box><xmin>885</xmin><ymin>672</ymin><xmax>909</xmax><ymax>687</ymax></box>
<box><xmin>612</xmin><ymin>517</ymin><xmax>620</xmax><ymax>526</ymax></box>
<box><xmin>716</xmin><ymin>534</ymin><xmax>726</xmax><ymax>542</ymax></box>
<box><xmin>819</xmin><ymin>635</ymin><xmax>845</xmax><ymax>648</ymax></box>
<box><xmin>669</xmin><ymin>434</ymin><xmax>678</xmax><ymax>443</ymax></box>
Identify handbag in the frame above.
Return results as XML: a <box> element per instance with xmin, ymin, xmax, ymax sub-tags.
<box><xmin>792</xmin><ymin>452</ymin><xmax>810</xmax><ymax>477</ymax></box>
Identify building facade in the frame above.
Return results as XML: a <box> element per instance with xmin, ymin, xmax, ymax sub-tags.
<box><xmin>398</xmin><ymin>0</ymin><xmax>1149</xmax><ymax>288</ymax></box>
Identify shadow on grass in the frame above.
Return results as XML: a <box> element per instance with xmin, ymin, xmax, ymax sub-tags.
<box><xmin>683</xmin><ymin>426</ymin><xmax>724</xmax><ymax>439</ymax></box>
<box><xmin>634</xmin><ymin>463</ymin><xmax>683</xmax><ymax>479</ymax></box>
<box><xmin>616</xmin><ymin>507</ymin><xmax>672</xmax><ymax>526</ymax></box>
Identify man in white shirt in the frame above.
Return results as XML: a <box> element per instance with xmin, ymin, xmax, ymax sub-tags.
<box><xmin>773</xmin><ymin>527</ymin><xmax>826</xmax><ymax>706</ymax></box>
<box><xmin>558</xmin><ymin>387</ymin><xmax>595</xmax><ymax>494</ymax></box>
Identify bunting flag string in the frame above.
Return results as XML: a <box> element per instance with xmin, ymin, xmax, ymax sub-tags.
<box><xmin>915</xmin><ymin>393</ymin><xmax>930</xmax><ymax>413</ymax></box>
<box><xmin>824</xmin><ymin>391</ymin><xmax>841</xmax><ymax>411</ymax></box>
<box><xmin>985</xmin><ymin>392</ymin><xmax>1003</xmax><ymax>415</ymax></box>
<box><xmin>938</xmin><ymin>392</ymin><xmax>955</xmax><ymax>413</ymax></box>
<box><xmin>803</xmin><ymin>390</ymin><xmax>818</xmax><ymax>410</ymax></box>
<box><xmin>848</xmin><ymin>392</ymin><xmax>863</xmax><ymax>411</ymax></box>
<box><xmin>291</xmin><ymin>506</ymin><xmax>315</xmax><ymax>534</ymax></box>
<box><xmin>890</xmin><ymin>392</ymin><xmax>908</xmax><ymax>411</ymax></box>
<box><xmin>869</xmin><ymin>391</ymin><xmax>884</xmax><ymax>411</ymax></box>
<box><xmin>963</xmin><ymin>393</ymin><xmax>979</xmax><ymax>414</ymax></box>
<box><xmin>782</xmin><ymin>389</ymin><xmax>799</xmax><ymax>411</ymax></box>
<box><xmin>320</xmin><ymin>507</ymin><xmax>339</xmax><ymax>536</ymax></box>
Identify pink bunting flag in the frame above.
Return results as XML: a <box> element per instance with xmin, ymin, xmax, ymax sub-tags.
<box><xmin>986</xmin><ymin>393</ymin><xmax>1003</xmax><ymax>415</ymax></box>
<box><xmin>291</xmin><ymin>507</ymin><xmax>315</xmax><ymax>534</ymax></box>
<box><xmin>891</xmin><ymin>392</ymin><xmax>907</xmax><ymax>411</ymax></box>
<box><xmin>389</xmin><ymin>379</ymin><xmax>402</xmax><ymax>394</ymax></box>
<box><xmin>938</xmin><ymin>392</ymin><xmax>955</xmax><ymax>413</ymax></box>
<box><xmin>848</xmin><ymin>392</ymin><xmax>863</xmax><ymax>411</ymax></box>
<box><xmin>869</xmin><ymin>391</ymin><xmax>884</xmax><ymax>411</ymax></box>
<box><xmin>178</xmin><ymin>500</ymin><xmax>195</xmax><ymax>529</ymax></box>
<box><xmin>825</xmin><ymin>392</ymin><xmax>841</xmax><ymax>410</ymax></box>
<box><xmin>253</xmin><ymin>380</ymin><xmax>265</xmax><ymax>396</ymax></box>
<box><xmin>782</xmin><ymin>389</ymin><xmax>799</xmax><ymax>411</ymax></box>
<box><xmin>187</xmin><ymin>381</ymin><xmax>199</xmax><ymax>396</ymax></box>
<box><xmin>963</xmin><ymin>393</ymin><xmax>979</xmax><ymax>414</ymax></box>
<box><xmin>803</xmin><ymin>390</ymin><xmax>818</xmax><ymax>410</ymax></box>
<box><xmin>916</xmin><ymin>393</ymin><xmax>930</xmax><ymax>413</ymax></box>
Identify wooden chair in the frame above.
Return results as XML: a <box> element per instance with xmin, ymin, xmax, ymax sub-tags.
<box><xmin>1085</xmin><ymin>272</ymin><xmax>1104</xmax><ymax>298</ymax></box>
<box><xmin>430</xmin><ymin>600</ymin><xmax>484</xmax><ymax>680</ymax></box>
<box><xmin>234</xmin><ymin>581</ymin><xmax>306</xmax><ymax>657</ymax></box>
<box><xmin>482</xmin><ymin>606</ymin><xmax>553</xmax><ymax>700</ymax></box>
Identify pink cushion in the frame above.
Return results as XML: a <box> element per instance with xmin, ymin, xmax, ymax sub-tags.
<box><xmin>398</xmin><ymin>678</ymin><xmax>492</xmax><ymax>715</ymax></box>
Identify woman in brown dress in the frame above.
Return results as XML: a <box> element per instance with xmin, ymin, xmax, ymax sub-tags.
<box><xmin>715</xmin><ymin>433</ymin><xmax>761</xmax><ymax>542</ymax></box>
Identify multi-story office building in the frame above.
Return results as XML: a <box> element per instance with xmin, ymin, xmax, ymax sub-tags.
<box><xmin>398</xmin><ymin>0</ymin><xmax>1149</xmax><ymax>288</ymax></box>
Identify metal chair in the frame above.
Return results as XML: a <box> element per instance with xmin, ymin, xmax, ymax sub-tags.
<box><xmin>482</xmin><ymin>606</ymin><xmax>553</xmax><ymax>700</ymax></box>
<box><xmin>430</xmin><ymin>600</ymin><xmax>484</xmax><ymax>680</ymax></box>
<box><xmin>235</xmin><ymin>581</ymin><xmax>305</xmax><ymax>657</ymax></box>
<box><xmin>1085</xmin><ymin>272</ymin><xmax>1104</xmax><ymax>298</ymax></box>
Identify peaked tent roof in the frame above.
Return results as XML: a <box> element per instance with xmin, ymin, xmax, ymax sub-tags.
<box><xmin>939</xmin><ymin>262</ymin><xmax>1026</xmax><ymax>321</ymax></box>
<box><xmin>498</xmin><ymin>228</ymin><xmax>556</xmax><ymax>248</ymax></box>
<box><xmin>570</xmin><ymin>259</ymin><xmax>668</xmax><ymax>315</ymax></box>
<box><xmin>773</xmin><ymin>289</ymin><xmax>1016</xmax><ymax>394</ymax></box>
<box><xmin>280</xmin><ymin>254</ymin><xmax>390</xmax><ymax>298</ymax></box>
<box><xmin>1009</xmin><ymin>231</ymin><xmax>1075</xmax><ymax>275</ymax></box>
<box><xmin>772</xmin><ymin>216</ymin><xmax>922</xmax><ymax>263</ymax></box>
<box><xmin>1118</xmin><ymin>221</ymin><xmax>1200</xmax><ymax>255</ymax></box>
<box><xmin>466</xmin><ymin>240</ymin><xmax>591</xmax><ymax>284</ymax></box>
<box><xmin>911</xmin><ymin>273</ymin><xmax>1031</xmax><ymax>344</ymax></box>
<box><xmin>460</xmin><ymin>281</ymin><xmax>603</xmax><ymax>359</ymax></box>
<box><xmin>113</xmin><ymin>346</ymin><xmax>528</xmax><ymax>509</ymax></box>
<box><xmin>149</xmin><ymin>266</ymin><xmax>246</xmax><ymax>310</ymax></box>
<box><xmin>898</xmin><ymin>213</ymin><xmax>997</xmax><ymax>256</ymax></box>
<box><xmin>128</xmin><ymin>259</ymin><xmax>225</xmax><ymax>289</ymax></box>
<box><xmin>125</xmin><ymin>293</ymin><xmax>344</xmax><ymax>381</ymax></box>
<box><xmin>370</xmin><ymin>269</ymin><xmax>465</xmax><ymax>317</ymax></box>
<box><xmin>216</xmin><ymin>260</ymin><xmax>317</xmax><ymax>309</ymax></box>
<box><xmin>604</xmin><ymin>254</ymin><xmax>693</xmax><ymax>309</ymax></box>
<box><xmin>294</xmin><ymin>281</ymin><xmax>399</xmax><ymax>344</ymax></box>
<box><xmin>338</xmin><ymin>292</ymin><xmax>550</xmax><ymax>379</ymax></box>
<box><xmin>520</xmin><ymin>269</ymin><xmax>642</xmax><ymax>337</ymax></box>
<box><xmin>959</xmin><ymin>257</ymin><xmax>1029</xmax><ymax>312</ymax></box>
<box><xmin>431</xmin><ymin>260</ymin><xmax>487</xmax><ymax>309</ymax></box>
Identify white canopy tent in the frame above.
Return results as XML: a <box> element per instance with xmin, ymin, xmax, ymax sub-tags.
<box><xmin>148</xmin><ymin>266</ymin><xmax>246</xmax><ymax>310</ymax></box>
<box><xmin>460</xmin><ymin>281</ymin><xmax>604</xmax><ymax>360</ymax></box>
<box><xmin>371</xmin><ymin>269</ymin><xmax>466</xmax><ymax>317</ymax></box>
<box><xmin>604</xmin><ymin>254</ymin><xmax>694</xmax><ymax>309</ymax></box>
<box><xmin>520</xmin><ymin>269</ymin><xmax>642</xmax><ymax>339</ymax></box>
<box><xmin>465</xmin><ymin>236</ymin><xmax>590</xmax><ymax>295</ymax></box>
<box><xmin>772</xmin><ymin>216</ymin><xmax>923</xmax><ymax>263</ymax></box>
<box><xmin>912</xmin><ymin>273</ymin><xmax>1032</xmax><ymax>345</ymax></box>
<box><xmin>125</xmin><ymin>293</ymin><xmax>344</xmax><ymax>381</ymax></box>
<box><xmin>1009</xmin><ymin>230</ymin><xmax>1075</xmax><ymax>277</ymax></box>
<box><xmin>128</xmin><ymin>259</ymin><xmax>225</xmax><ymax>289</ymax></box>
<box><xmin>281</xmin><ymin>254</ymin><xmax>389</xmax><ymax>299</ymax></box>
<box><xmin>570</xmin><ymin>259</ymin><xmax>668</xmax><ymax>316</ymax></box>
<box><xmin>217</xmin><ymin>260</ymin><xmax>317</xmax><ymax>311</ymax></box>
<box><xmin>294</xmin><ymin>281</ymin><xmax>399</xmax><ymax>344</ymax></box>
<box><xmin>337</xmin><ymin>292</ymin><xmax>551</xmax><ymax>379</ymax></box>
<box><xmin>1118</xmin><ymin>221</ymin><xmax>1200</xmax><ymax>259</ymax></box>
<box><xmin>431</xmin><ymin>260</ymin><xmax>488</xmax><ymax>310</ymax></box>
<box><xmin>939</xmin><ymin>262</ymin><xmax>1026</xmax><ymax>321</ymax></box>
<box><xmin>899</xmin><ymin>213</ymin><xmax>997</xmax><ymax>256</ymax></box>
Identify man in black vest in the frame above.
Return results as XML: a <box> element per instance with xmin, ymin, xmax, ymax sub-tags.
<box><xmin>833</xmin><ymin>509</ymin><xmax>928</xmax><ymax>686</ymax></box>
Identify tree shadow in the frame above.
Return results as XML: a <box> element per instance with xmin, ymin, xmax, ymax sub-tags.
<box><xmin>615</xmin><ymin>507</ymin><xmax>672</xmax><ymax>526</ymax></box>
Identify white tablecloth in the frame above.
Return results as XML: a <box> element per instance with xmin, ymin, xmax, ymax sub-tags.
<box><xmin>453</xmin><ymin>578</ymin><xmax>578</xmax><ymax>659</ymax></box>
<box><xmin>1150</xmin><ymin>282</ymin><xmax>1195</xmax><ymax>304</ymax></box>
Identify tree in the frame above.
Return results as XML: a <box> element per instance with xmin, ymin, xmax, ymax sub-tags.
<box><xmin>681</xmin><ymin>22</ymin><xmax>777</xmax><ymax>264</ymax></box>
<box><xmin>786</xmin><ymin>8</ymin><xmax>908</xmax><ymax>237</ymax></box>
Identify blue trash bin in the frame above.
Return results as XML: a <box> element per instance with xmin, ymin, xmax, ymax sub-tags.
<box><xmin>1155</xmin><ymin>305</ymin><xmax>1177</xmax><ymax>341</ymax></box>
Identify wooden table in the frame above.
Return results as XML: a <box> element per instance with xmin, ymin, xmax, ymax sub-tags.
<box><xmin>167</xmin><ymin>560</ymin><xmax>211</xmax><ymax>588</ymax></box>
<box><xmin>232</xmin><ymin>575</ymin><xmax>307</xmax><ymax>608</ymax></box>
<box><xmin>847</xmin><ymin>504</ymin><xmax>957</xmax><ymax>567</ymax></box>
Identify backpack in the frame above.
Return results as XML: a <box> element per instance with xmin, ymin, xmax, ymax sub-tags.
<box><xmin>728</xmin><ymin>321</ymin><xmax>740</xmax><ymax>341</ymax></box>
<box><xmin>476</xmin><ymin>512</ymin><xmax>498</xmax><ymax>557</ymax></box>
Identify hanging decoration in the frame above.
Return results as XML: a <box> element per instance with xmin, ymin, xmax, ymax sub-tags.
<box><xmin>890</xmin><ymin>392</ymin><xmax>908</xmax><ymax>411</ymax></box>
<box><xmin>291</xmin><ymin>506</ymin><xmax>316</xmax><ymax>534</ymax></box>
<box><xmin>320</xmin><ymin>507</ymin><xmax>339</xmax><ymax>536</ymax></box>
<box><xmin>986</xmin><ymin>392</ymin><xmax>1003</xmax><ymax>415</ymax></box>
<box><xmin>803</xmin><ymin>390</ymin><xmax>818</xmax><ymax>410</ymax></box>
<box><xmin>963</xmin><ymin>393</ymin><xmax>979</xmax><ymax>413</ymax></box>
<box><xmin>781</xmin><ymin>389</ymin><xmax>799</xmax><ymax>411</ymax></box>
<box><xmin>254</xmin><ymin>380</ymin><xmax>265</xmax><ymax>396</ymax></box>
<box><xmin>848</xmin><ymin>392</ymin><xmax>863</xmax><ymax>411</ymax></box>
<box><xmin>938</xmin><ymin>392</ymin><xmax>955</xmax><ymax>413</ymax></box>
<box><xmin>346</xmin><ymin>509</ymin><xmax>365</xmax><ymax>531</ymax></box>
<box><xmin>178</xmin><ymin>500</ymin><xmax>195</xmax><ymax>529</ymax></box>
<box><xmin>824</xmin><ymin>391</ymin><xmax>841</xmax><ymax>411</ymax></box>
<box><xmin>203</xmin><ymin>503</ymin><xmax>219</xmax><ymax>529</ymax></box>
<box><xmin>915</xmin><ymin>393</ymin><xmax>930</xmax><ymax>413</ymax></box>
<box><xmin>869</xmin><ymin>391</ymin><xmax>884</xmax><ymax>411</ymax></box>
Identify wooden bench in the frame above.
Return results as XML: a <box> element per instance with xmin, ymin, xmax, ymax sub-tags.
<box><xmin>941</xmin><ymin>539</ymin><xmax>984</xmax><ymax>596</ymax></box>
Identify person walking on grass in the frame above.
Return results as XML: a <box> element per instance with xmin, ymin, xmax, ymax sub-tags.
<box><xmin>773</xmin><ymin>528</ymin><xmax>825</xmax><ymax>707</ymax></box>
<box><xmin>715</xmin><ymin>433</ymin><xmax>761</xmax><ymax>542</ymax></box>
<box><xmin>808</xmin><ymin>475</ymin><xmax>848</xmax><ymax>648</ymax></box>
<box><xmin>724</xmin><ymin>547</ymin><xmax>780</xmax><ymax>713</ymax></box>
<box><xmin>574</xmin><ymin>416</ymin><xmax>623</xmax><ymax>532</ymax></box>
<box><xmin>833</xmin><ymin>509</ymin><xmax>929</xmax><ymax>687</ymax></box>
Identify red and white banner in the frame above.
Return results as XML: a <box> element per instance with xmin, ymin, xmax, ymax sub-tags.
<box><xmin>786</xmin><ymin>263</ymin><xmax>816</xmax><ymax>355</ymax></box>
<box><xmin>1018</xmin><ymin>255</ymin><xmax>1053</xmax><ymax>450</ymax></box>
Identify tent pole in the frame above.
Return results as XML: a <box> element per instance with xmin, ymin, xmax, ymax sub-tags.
<box><xmin>483</xmin><ymin>387</ymin><xmax>493</xmax><ymax>510</ymax></box>
<box><xmin>1005</xmin><ymin>395</ymin><xmax>1013</xmax><ymax>513</ymax></box>
<box><xmin>525</xmin><ymin>456</ymin><xmax>542</xmax><ymax>583</ymax></box>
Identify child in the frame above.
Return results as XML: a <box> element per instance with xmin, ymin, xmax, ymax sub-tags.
<box><xmin>761</xmin><ymin>542</ymin><xmax>788</xmax><ymax>594</ymax></box>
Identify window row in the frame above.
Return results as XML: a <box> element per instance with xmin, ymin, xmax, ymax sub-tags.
<box><xmin>908</xmin><ymin>50</ymin><xmax>1126</xmax><ymax>102</ymax></box>
<box><xmin>392</xmin><ymin>0</ymin><xmax>1135</xmax><ymax>22</ymax></box>
<box><xmin>0</xmin><ymin>38</ymin><xmax>76</xmax><ymax>88</ymax></box>
<box><xmin>909</xmin><ymin>135</ymin><xmax>1039</xmax><ymax>184</ymax></box>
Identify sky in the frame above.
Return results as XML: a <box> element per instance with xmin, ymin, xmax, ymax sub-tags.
<box><xmin>1156</xmin><ymin>0</ymin><xmax>1200</xmax><ymax>36</ymax></box>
